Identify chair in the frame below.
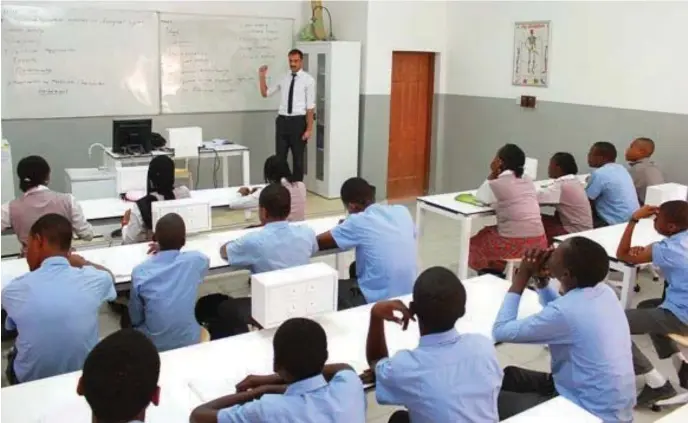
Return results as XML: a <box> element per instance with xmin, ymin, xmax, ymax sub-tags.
<box><xmin>654</xmin><ymin>333</ymin><xmax>688</xmax><ymax>409</ymax></box>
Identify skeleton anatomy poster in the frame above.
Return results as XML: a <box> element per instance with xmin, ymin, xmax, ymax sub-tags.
<box><xmin>512</xmin><ymin>21</ymin><xmax>550</xmax><ymax>87</ymax></box>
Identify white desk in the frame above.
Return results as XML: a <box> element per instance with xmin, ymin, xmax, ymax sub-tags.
<box><xmin>656</xmin><ymin>403</ymin><xmax>688</xmax><ymax>422</ymax></box>
<box><xmin>0</xmin><ymin>274</ymin><xmax>542</xmax><ymax>423</ymax></box>
<box><xmin>1</xmin><ymin>216</ymin><xmax>343</xmax><ymax>292</ymax></box>
<box><xmin>503</xmin><ymin>396</ymin><xmax>602</xmax><ymax>422</ymax></box>
<box><xmin>103</xmin><ymin>143</ymin><xmax>250</xmax><ymax>188</ymax></box>
<box><xmin>416</xmin><ymin>175</ymin><xmax>588</xmax><ymax>280</ymax></box>
<box><xmin>1</xmin><ymin>186</ymin><xmax>265</xmax><ymax>258</ymax></box>
<box><xmin>553</xmin><ymin>219</ymin><xmax>664</xmax><ymax>308</ymax></box>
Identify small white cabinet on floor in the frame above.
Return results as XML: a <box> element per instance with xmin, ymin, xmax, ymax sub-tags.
<box><xmin>296</xmin><ymin>41</ymin><xmax>361</xmax><ymax>199</ymax></box>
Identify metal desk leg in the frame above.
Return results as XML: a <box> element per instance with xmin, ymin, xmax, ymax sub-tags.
<box><xmin>241</xmin><ymin>151</ymin><xmax>251</xmax><ymax>187</ymax></box>
<box><xmin>457</xmin><ymin>216</ymin><xmax>472</xmax><ymax>280</ymax></box>
<box><xmin>620</xmin><ymin>265</ymin><xmax>637</xmax><ymax>309</ymax></box>
<box><xmin>222</xmin><ymin>156</ymin><xmax>230</xmax><ymax>188</ymax></box>
<box><xmin>415</xmin><ymin>202</ymin><xmax>424</xmax><ymax>239</ymax></box>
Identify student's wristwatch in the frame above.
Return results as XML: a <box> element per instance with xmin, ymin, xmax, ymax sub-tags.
<box><xmin>630</xmin><ymin>218</ymin><xmax>640</xmax><ymax>224</ymax></box>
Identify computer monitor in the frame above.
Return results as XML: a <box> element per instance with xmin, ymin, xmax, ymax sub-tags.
<box><xmin>112</xmin><ymin>119</ymin><xmax>153</xmax><ymax>154</ymax></box>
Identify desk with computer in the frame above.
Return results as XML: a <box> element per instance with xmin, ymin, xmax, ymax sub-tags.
<box><xmin>66</xmin><ymin>119</ymin><xmax>251</xmax><ymax>201</ymax></box>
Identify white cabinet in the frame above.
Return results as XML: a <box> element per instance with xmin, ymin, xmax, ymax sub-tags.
<box><xmin>296</xmin><ymin>41</ymin><xmax>361</xmax><ymax>199</ymax></box>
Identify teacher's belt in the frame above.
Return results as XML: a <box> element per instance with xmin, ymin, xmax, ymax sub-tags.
<box><xmin>278</xmin><ymin>114</ymin><xmax>306</xmax><ymax>119</ymax></box>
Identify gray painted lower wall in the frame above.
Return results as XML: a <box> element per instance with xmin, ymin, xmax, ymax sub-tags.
<box><xmin>5</xmin><ymin>95</ymin><xmax>684</xmax><ymax>200</ymax></box>
<box><xmin>1</xmin><ymin>112</ymin><xmax>279</xmax><ymax>193</ymax></box>
<box><xmin>441</xmin><ymin>95</ymin><xmax>688</xmax><ymax>193</ymax></box>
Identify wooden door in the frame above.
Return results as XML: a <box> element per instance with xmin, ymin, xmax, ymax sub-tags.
<box><xmin>387</xmin><ymin>51</ymin><xmax>434</xmax><ymax>200</ymax></box>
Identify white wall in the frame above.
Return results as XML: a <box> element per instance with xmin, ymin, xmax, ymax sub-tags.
<box><xmin>447</xmin><ymin>1</ymin><xmax>688</xmax><ymax>115</ymax></box>
<box><xmin>365</xmin><ymin>0</ymin><xmax>448</xmax><ymax>94</ymax></box>
<box><xmin>325</xmin><ymin>0</ymin><xmax>368</xmax><ymax>94</ymax></box>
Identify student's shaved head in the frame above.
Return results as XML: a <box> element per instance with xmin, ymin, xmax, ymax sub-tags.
<box><xmin>154</xmin><ymin>213</ymin><xmax>186</xmax><ymax>250</ymax></box>
<box><xmin>412</xmin><ymin>267</ymin><xmax>466</xmax><ymax>334</ymax></box>
<box><xmin>634</xmin><ymin>137</ymin><xmax>655</xmax><ymax>155</ymax></box>
<box><xmin>659</xmin><ymin>200</ymin><xmax>688</xmax><ymax>229</ymax></box>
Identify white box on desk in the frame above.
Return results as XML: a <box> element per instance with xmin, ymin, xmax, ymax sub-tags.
<box><xmin>151</xmin><ymin>198</ymin><xmax>212</xmax><ymax>234</ymax></box>
<box><xmin>115</xmin><ymin>166</ymin><xmax>148</xmax><ymax>194</ymax></box>
<box><xmin>645</xmin><ymin>183</ymin><xmax>688</xmax><ymax>207</ymax></box>
<box><xmin>167</xmin><ymin>127</ymin><xmax>202</xmax><ymax>158</ymax></box>
<box><xmin>251</xmin><ymin>263</ymin><xmax>338</xmax><ymax>329</ymax></box>
<box><xmin>525</xmin><ymin>157</ymin><xmax>538</xmax><ymax>180</ymax></box>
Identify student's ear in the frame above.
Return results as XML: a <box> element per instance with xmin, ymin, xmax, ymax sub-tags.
<box><xmin>76</xmin><ymin>376</ymin><xmax>84</xmax><ymax>396</ymax></box>
<box><xmin>151</xmin><ymin>386</ymin><xmax>161</xmax><ymax>407</ymax></box>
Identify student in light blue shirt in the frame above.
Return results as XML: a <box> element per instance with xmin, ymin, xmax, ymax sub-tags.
<box><xmin>198</xmin><ymin>184</ymin><xmax>317</xmax><ymax>338</ymax></box>
<box><xmin>78</xmin><ymin>329</ymin><xmax>161</xmax><ymax>423</ymax></box>
<box><xmin>317</xmin><ymin>177</ymin><xmax>417</xmax><ymax>310</ymax></box>
<box><xmin>190</xmin><ymin>317</ymin><xmax>366</xmax><ymax>423</ymax></box>
<box><xmin>129</xmin><ymin>213</ymin><xmax>209</xmax><ymax>352</ymax></box>
<box><xmin>586</xmin><ymin>141</ymin><xmax>639</xmax><ymax>226</ymax></box>
<box><xmin>367</xmin><ymin>267</ymin><xmax>502</xmax><ymax>423</ymax></box>
<box><xmin>616</xmin><ymin>201</ymin><xmax>688</xmax><ymax>407</ymax></box>
<box><xmin>2</xmin><ymin>214</ymin><xmax>116</xmax><ymax>384</ymax></box>
<box><xmin>493</xmin><ymin>238</ymin><xmax>635</xmax><ymax>422</ymax></box>
<box><xmin>220</xmin><ymin>183</ymin><xmax>317</xmax><ymax>273</ymax></box>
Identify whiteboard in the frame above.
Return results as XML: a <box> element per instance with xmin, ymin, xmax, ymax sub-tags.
<box><xmin>159</xmin><ymin>13</ymin><xmax>293</xmax><ymax>114</ymax></box>
<box><xmin>1</xmin><ymin>6</ymin><xmax>159</xmax><ymax>119</ymax></box>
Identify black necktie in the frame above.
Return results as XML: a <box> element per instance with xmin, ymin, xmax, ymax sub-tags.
<box><xmin>287</xmin><ymin>73</ymin><xmax>296</xmax><ymax>115</ymax></box>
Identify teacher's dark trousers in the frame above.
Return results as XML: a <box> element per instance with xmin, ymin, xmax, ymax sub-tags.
<box><xmin>275</xmin><ymin>114</ymin><xmax>306</xmax><ymax>182</ymax></box>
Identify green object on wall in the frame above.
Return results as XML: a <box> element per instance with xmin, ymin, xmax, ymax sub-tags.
<box><xmin>298</xmin><ymin>23</ymin><xmax>317</xmax><ymax>41</ymax></box>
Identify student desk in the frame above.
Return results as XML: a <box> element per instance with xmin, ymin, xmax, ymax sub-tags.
<box><xmin>416</xmin><ymin>175</ymin><xmax>588</xmax><ymax>280</ymax></box>
<box><xmin>502</xmin><ymin>396</ymin><xmax>602</xmax><ymax>422</ymax></box>
<box><xmin>0</xmin><ymin>185</ymin><xmax>265</xmax><ymax>258</ymax></box>
<box><xmin>0</xmin><ymin>216</ymin><xmax>343</xmax><ymax>293</ymax></box>
<box><xmin>0</xmin><ymin>274</ymin><xmax>542</xmax><ymax>423</ymax></box>
<box><xmin>553</xmin><ymin>219</ymin><xmax>664</xmax><ymax>308</ymax></box>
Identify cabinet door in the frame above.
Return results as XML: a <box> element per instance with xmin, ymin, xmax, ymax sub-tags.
<box><xmin>315</xmin><ymin>52</ymin><xmax>327</xmax><ymax>181</ymax></box>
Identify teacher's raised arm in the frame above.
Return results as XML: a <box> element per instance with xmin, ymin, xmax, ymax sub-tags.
<box><xmin>259</xmin><ymin>49</ymin><xmax>314</xmax><ymax>183</ymax></box>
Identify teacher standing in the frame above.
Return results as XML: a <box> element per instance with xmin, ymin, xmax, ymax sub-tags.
<box><xmin>258</xmin><ymin>48</ymin><xmax>315</xmax><ymax>182</ymax></box>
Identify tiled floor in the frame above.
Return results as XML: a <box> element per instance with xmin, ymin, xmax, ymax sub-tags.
<box><xmin>1</xmin><ymin>200</ymin><xmax>684</xmax><ymax>422</ymax></box>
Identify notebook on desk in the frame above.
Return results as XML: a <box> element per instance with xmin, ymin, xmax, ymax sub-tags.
<box><xmin>454</xmin><ymin>193</ymin><xmax>485</xmax><ymax>206</ymax></box>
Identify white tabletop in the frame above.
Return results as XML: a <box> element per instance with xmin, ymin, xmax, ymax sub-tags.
<box><xmin>200</xmin><ymin>143</ymin><xmax>249</xmax><ymax>153</ymax></box>
<box><xmin>418</xmin><ymin>175</ymin><xmax>589</xmax><ymax>217</ymax></box>
<box><xmin>655</xmin><ymin>403</ymin><xmax>688</xmax><ymax>422</ymax></box>
<box><xmin>1</xmin><ymin>216</ymin><xmax>342</xmax><ymax>290</ymax></box>
<box><xmin>0</xmin><ymin>274</ymin><xmax>543</xmax><ymax>423</ymax></box>
<box><xmin>78</xmin><ymin>185</ymin><xmax>264</xmax><ymax>222</ymax></box>
<box><xmin>553</xmin><ymin>219</ymin><xmax>664</xmax><ymax>264</ymax></box>
<box><xmin>502</xmin><ymin>396</ymin><xmax>602</xmax><ymax>422</ymax></box>
<box><xmin>64</xmin><ymin>168</ymin><xmax>115</xmax><ymax>182</ymax></box>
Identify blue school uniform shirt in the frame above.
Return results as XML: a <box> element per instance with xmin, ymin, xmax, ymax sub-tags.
<box><xmin>654</xmin><ymin>230</ymin><xmax>688</xmax><ymax>324</ymax></box>
<box><xmin>330</xmin><ymin>204</ymin><xmax>417</xmax><ymax>302</ymax></box>
<box><xmin>492</xmin><ymin>283</ymin><xmax>635</xmax><ymax>423</ymax></box>
<box><xmin>129</xmin><ymin>250</ymin><xmax>209</xmax><ymax>352</ymax></box>
<box><xmin>224</xmin><ymin>221</ymin><xmax>318</xmax><ymax>273</ymax></box>
<box><xmin>217</xmin><ymin>370</ymin><xmax>366</xmax><ymax>423</ymax></box>
<box><xmin>375</xmin><ymin>329</ymin><xmax>502</xmax><ymax>423</ymax></box>
<box><xmin>1</xmin><ymin>256</ymin><xmax>116</xmax><ymax>383</ymax></box>
<box><xmin>585</xmin><ymin>163</ymin><xmax>639</xmax><ymax>225</ymax></box>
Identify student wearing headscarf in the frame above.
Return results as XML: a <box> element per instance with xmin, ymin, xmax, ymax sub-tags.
<box><xmin>121</xmin><ymin>156</ymin><xmax>190</xmax><ymax>244</ymax></box>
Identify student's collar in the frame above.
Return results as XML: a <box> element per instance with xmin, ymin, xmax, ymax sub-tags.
<box><xmin>629</xmin><ymin>157</ymin><xmax>651</xmax><ymax>166</ymax></box>
<box><xmin>264</xmin><ymin>220</ymin><xmax>289</xmax><ymax>229</ymax></box>
<box><xmin>24</xmin><ymin>185</ymin><xmax>49</xmax><ymax>196</ymax></box>
<box><xmin>555</xmin><ymin>174</ymin><xmax>577</xmax><ymax>182</ymax></box>
<box><xmin>419</xmin><ymin>328</ymin><xmax>460</xmax><ymax>347</ymax></box>
<box><xmin>152</xmin><ymin>250</ymin><xmax>181</xmax><ymax>261</ymax></box>
<box><xmin>285</xmin><ymin>374</ymin><xmax>327</xmax><ymax>396</ymax></box>
<box><xmin>498</xmin><ymin>170</ymin><xmax>514</xmax><ymax>177</ymax></box>
<box><xmin>40</xmin><ymin>256</ymin><xmax>70</xmax><ymax>268</ymax></box>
